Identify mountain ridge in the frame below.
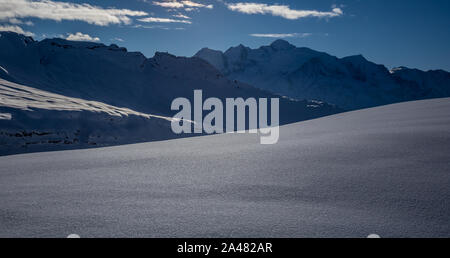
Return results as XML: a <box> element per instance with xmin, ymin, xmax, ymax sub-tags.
<box><xmin>0</xmin><ymin>32</ymin><xmax>336</xmax><ymax>115</ymax></box>
<box><xmin>0</xmin><ymin>32</ymin><xmax>341</xmax><ymax>155</ymax></box>
<box><xmin>195</xmin><ymin>39</ymin><xmax>450</xmax><ymax>110</ymax></box>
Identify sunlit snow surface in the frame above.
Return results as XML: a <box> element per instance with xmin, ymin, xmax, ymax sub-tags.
<box><xmin>0</xmin><ymin>79</ymin><xmax>172</xmax><ymax>120</ymax></box>
<box><xmin>0</xmin><ymin>113</ymin><xmax>11</xmax><ymax>120</ymax></box>
<box><xmin>0</xmin><ymin>98</ymin><xmax>449</xmax><ymax>237</ymax></box>
<box><xmin>0</xmin><ymin>78</ymin><xmax>180</xmax><ymax>155</ymax></box>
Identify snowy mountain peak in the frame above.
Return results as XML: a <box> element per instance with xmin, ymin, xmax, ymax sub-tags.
<box><xmin>40</xmin><ymin>38</ymin><xmax>128</xmax><ymax>53</ymax></box>
<box><xmin>270</xmin><ymin>39</ymin><xmax>295</xmax><ymax>51</ymax></box>
<box><xmin>5</xmin><ymin>31</ymin><xmax>132</xmax><ymax>57</ymax></box>
<box><xmin>197</xmin><ymin>47</ymin><xmax>224</xmax><ymax>56</ymax></box>
<box><xmin>342</xmin><ymin>54</ymin><xmax>368</xmax><ymax>63</ymax></box>
<box><xmin>195</xmin><ymin>48</ymin><xmax>226</xmax><ymax>71</ymax></box>
<box><xmin>195</xmin><ymin>40</ymin><xmax>450</xmax><ymax>110</ymax></box>
<box><xmin>153</xmin><ymin>51</ymin><xmax>177</xmax><ymax>60</ymax></box>
<box><xmin>390</xmin><ymin>66</ymin><xmax>410</xmax><ymax>73</ymax></box>
<box><xmin>225</xmin><ymin>44</ymin><xmax>250</xmax><ymax>55</ymax></box>
<box><xmin>0</xmin><ymin>31</ymin><xmax>35</xmax><ymax>45</ymax></box>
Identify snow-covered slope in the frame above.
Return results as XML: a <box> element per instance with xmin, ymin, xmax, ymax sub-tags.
<box><xmin>1</xmin><ymin>97</ymin><xmax>449</xmax><ymax>237</ymax></box>
<box><xmin>0</xmin><ymin>78</ymin><xmax>179</xmax><ymax>156</ymax></box>
<box><xmin>195</xmin><ymin>40</ymin><xmax>450</xmax><ymax>110</ymax></box>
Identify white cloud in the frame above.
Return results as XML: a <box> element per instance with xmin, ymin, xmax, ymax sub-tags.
<box><xmin>172</xmin><ymin>13</ymin><xmax>191</xmax><ymax>19</ymax></box>
<box><xmin>0</xmin><ymin>24</ymin><xmax>34</xmax><ymax>36</ymax></box>
<box><xmin>250</xmin><ymin>33</ymin><xmax>312</xmax><ymax>38</ymax></box>
<box><xmin>183</xmin><ymin>1</ymin><xmax>213</xmax><ymax>9</ymax></box>
<box><xmin>152</xmin><ymin>1</ymin><xmax>213</xmax><ymax>9</ymax></box>
<box><xmin>138</xmin><ymin>17</ymin><xmax>192</xmax><ymax>24</ymax></box>
<box><xmin>153</xmin><ymin>1</ymin><xmax>184</xmax><ymax>8</ymax></box>
<box><xmin>226</xmin><ymin>3</ymin><xmax>343</xmax><ymax>20</ymax></box>
<box><xmin>39</xmin><ymin>33</ymin><xmax>64</xmax><ymax>39</ymax></box>
<box><xmin>6</xmin><ymin>18</ymin><xmax>34</xmax><ymax>26</ymax></box>
<box><xmin>0</xmin><ymin>0</ymin><xmax>148</xmax><ymax>26</ymax></box>
<box><xmin>66</xmin><ymin>32</ymin><xmax>100</xmax><ymax>42</ymax></box>
<box><xmin>133</xmin><ymin>24</ymin><xmax>165</xmax><ymax>29</ymax></box>
<box><xmin>133</xmin><ymin>24</ymin><xmax>185</xmax><ymax>30</ymax></box>
<box><xmin>111</xmin><ymin>37</ymin><xmax>124</xmax><ymax>42</ymax></box>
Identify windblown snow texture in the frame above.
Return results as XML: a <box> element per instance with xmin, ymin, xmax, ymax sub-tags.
<box><xmin>0</xmin><ymin>98</ymin><xmax>449</xmax><ymax>237</ymax></box>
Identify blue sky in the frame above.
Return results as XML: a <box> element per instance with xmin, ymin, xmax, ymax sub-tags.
<box><xmin>0</xmin><ymin>0</ymin><xmax>449</xmax><ymax>71</ymax></box>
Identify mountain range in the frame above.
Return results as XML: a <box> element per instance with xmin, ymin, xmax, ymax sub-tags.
<box><xmin>195</xmin><ymin>39</ymin><xmax>450</xmax><ymax>110</ymax></box>
<box><xmin>1</xmin><ymin>31</ymin><xmax>449</xmax><ymax>155</ymax></box>
<box><xmin>0</xmin><ymin>32</ymin><xmax>338</xmax><ymax>155</ymax></box>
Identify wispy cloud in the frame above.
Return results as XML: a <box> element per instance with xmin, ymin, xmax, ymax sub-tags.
<box><xmin>6</xmin><ymin>18</ymin><xmax>34</xmax><ymax>26</ymax></box>
<box><xmin>138</xmin><ymin>17</ymin><xmax>192</xmax><ymax>24</ymax></box>
<box><xmin>111</xmin><ymin>37</ymin><xmax>124</xmax><ymax>42</ymax></box>
<box><xmin>152</xmin><ymin>1</ymin><xmax>213</xmax><ymax>10</ymax></box>
<box><xmin>226</xmin><ymin>2</ymin><xmax>343</xmax><ymax>20</ymax></box>
<box><xmin>250</xmin><ymin>33</ymin><xmax>312</xmax><ymax>38</ymax></box>
<box><xmin>172</xmin><ymin>13</ymin><xmax>191</xmax><ymax>19</ymax></box>
<box><xmin>152</xmin><ymin>1</ymin><xmax>184</xmax><ymax>8</ymax></box>
<box><xmin>133</xmin><ymin>24</ymin><xmax>166</xmax><ymax>29</ymax></box>
<box><xmin>133</xmin><ymin>24</ymin><xmax>184</xmax><ymax>30</ymax></box>
<box><xmin>0</xmin><ymin>24</ymin><xmax>34</xmax><ymax>36</ymax></box>
<box><xmin>182</xmin><ymin>1</ymin><xmax>213</xmax><ymax>9</ymax></box>
<box><xmin>66</xmin><ymin>32</ymin><xmax>100</xmax><ymax>42</ymax></box>
<box><xmin>0</xmin><ymin>0</ymin><xmax>148</xmax><ymax>26</ymax></box>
